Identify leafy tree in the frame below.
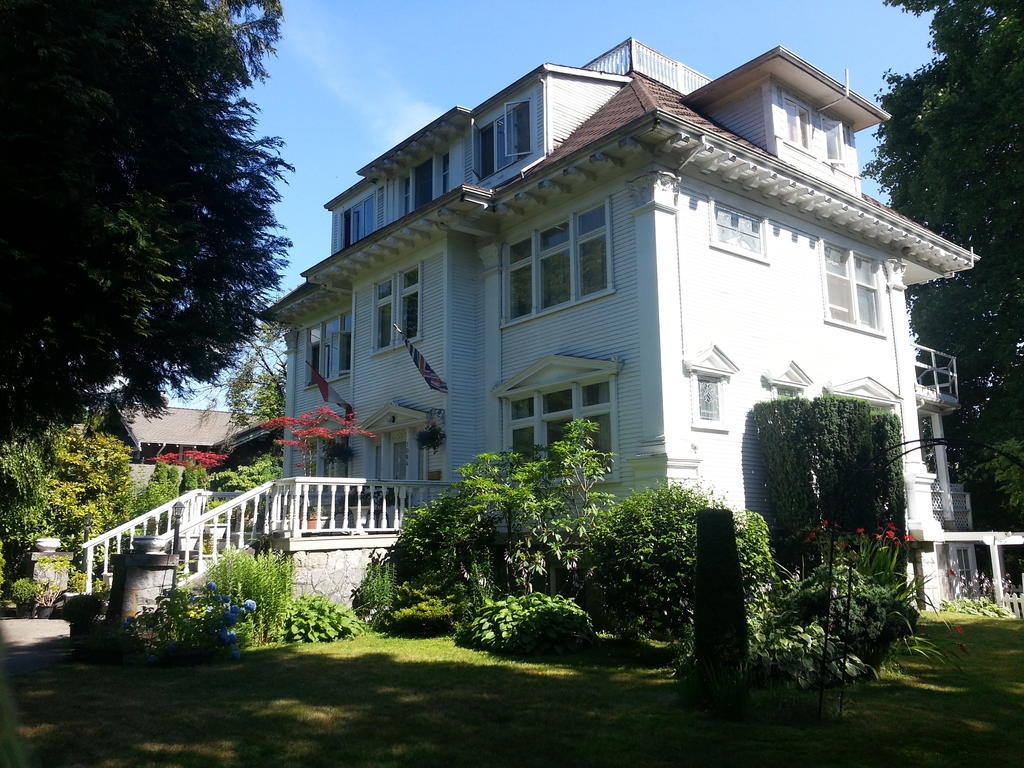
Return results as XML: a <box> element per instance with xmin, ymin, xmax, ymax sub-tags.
<box><xmin>209</xmin><ymin>453</ymin><xmax>283</xmax><ymax>492</ymax></box>
<box><xmin>867</xmin><ymin>1</ymin><xmax>1024</xmax><ymax>526</ymax></box>
<box><xmin>0</xmin><ymin>0</ymin><xmax>290</xmax><ymax>443</ymax></box>
<box><xmin>133</xmin><ymin>462</ymin><xmax>183</xmax><ymax>516</ymax></box>
<box><xmin>224</xmin><ymin>321</ymin><xmax>287</xmax><ymax>426</ymax></box>
<box><xmin>0</xmin><ymin>431</ymin><xmax>57</xmax><ymax>580</ymax></box>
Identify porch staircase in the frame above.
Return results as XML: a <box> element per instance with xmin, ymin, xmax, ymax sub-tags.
<box><xmin>81</xmin><ymin>477</ymin><xmax>447</xmax><ymax>594</ymax></box>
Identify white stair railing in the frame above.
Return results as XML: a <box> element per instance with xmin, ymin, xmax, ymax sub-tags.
<box><xmin>149</xmin><ymin>477</ymin><xmax>448</xmax><ymax>583</ymax></box>
<box><xmin>81</xmin><ymin>489</ymin><xmax>240</xmax><ymax>593</ymax></box>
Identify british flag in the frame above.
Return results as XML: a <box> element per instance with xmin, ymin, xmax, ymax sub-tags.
<box><xmin>395</xmin><ymin>325</ymin><xmax>448</xmax><ymax>394</ymax></box>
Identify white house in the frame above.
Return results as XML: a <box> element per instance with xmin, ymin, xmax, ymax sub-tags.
<box><xmin>86</xmin><ymin>40</ymin><xmax>1012</xmax><ymax>606</ymax></box>
<box><xmin>266</xmin><ymin>39</ymin><xmax>997</xmax><ymax>601</ymax></box>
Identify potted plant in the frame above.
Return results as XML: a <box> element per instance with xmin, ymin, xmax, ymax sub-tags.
<box><xmin>326</xmin><ymin>439</ymin><xmax>356</xmax><ymax>465</ymax></box>
<box><xmin>416</xmin><ymin>423</ymin><xmax>446</xmax><ymax>452</ymax></box>
<box><xmin>34</xmin><ymin>579</ymin><xmax>62</xmax><ymax>619</ymax></box>
<box><xmin>11</xmin><ymin>578</ymin><xmax>40</xmax><ymax>618</ymax></box>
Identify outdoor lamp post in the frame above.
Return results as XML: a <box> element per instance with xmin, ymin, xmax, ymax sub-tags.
<box><xmin>172</xmin><ymin>501</ymin><xmax>185</xmax><ymax>555</ymax></box>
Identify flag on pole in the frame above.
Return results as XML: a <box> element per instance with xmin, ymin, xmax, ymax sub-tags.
<box><xmin>305</xmin><ymin>361</ymin><xmax>355</xmax><ymax>417</ymax></box>
<box><xmin>394</xmin><ymin>324</ymin><xmax>449</xmax><ymax>393</ymax></box>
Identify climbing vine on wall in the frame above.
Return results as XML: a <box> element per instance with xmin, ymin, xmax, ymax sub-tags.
<box><xmin>752</xmin><ymin>395</ymin><xmax>905</xmax><ymax>565</ymax></box>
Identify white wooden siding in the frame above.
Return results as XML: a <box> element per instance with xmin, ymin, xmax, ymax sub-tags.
<box><xmin>705</xmin><ymin>83</ymin><xmax>768</xmax><ymax>149</ymax></box>
<box><xmin>445</xmin><ymin>234</ymin><xmax>485</xmax><ymax>470</ymax></box>
<box><xmin>546</xmin><ymin>75</ymin><xmax>623</xmax><ymax>149</ymax></box>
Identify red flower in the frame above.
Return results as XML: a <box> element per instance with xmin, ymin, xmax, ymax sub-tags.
<box><xmin>958</xmin><ymin>643</ymin><xmax>968</xmax><ymax>653</ymax></box>
<box><xmin>875</xmin><ymin>534</ymin><xmax>882</xmax><ymax>539</ymax></box>
<box><xmin>886</xmin><ymin>521</ymin><xmax>897</xmax><ymax>530</ymax></box>
<box><xmin>947</xmin><ymin>569</ymin><xmax>957</xmax><ymax>576</ymax></box>
<box><xmin>855</xmin><ymin>528</ymin><xmax>865</xmax><ymax>534</ymax></box>
<box><xmin>955</xmin><ymin>626</ymin><xmax>964</xmax><ymax>634</ymax></box>
<box><xmin>821</xmin><ymin>520</ymin><xmax>829</xmax><ymax>527</ymax></box>
<box><xmin>807</xmin><ymin>531</ymin><xmax>817</xmax><ymax>541</ymax></box>
<box><xmin>885</xmin><ymin>530</ymin><xmax>896</xmax><ymax>538</ymax></box>
<box><xmin>904</xmin><ymin>534</ymin><xmax>916</xmax><ymax>541</ymax></box>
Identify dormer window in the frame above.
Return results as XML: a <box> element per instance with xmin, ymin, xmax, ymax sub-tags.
<box><xmin>477</xmin><ymin>101</ymin><xmax>531</xmax><ymax>179</ymax></box>
<box><xmin>342</xmin><ymin>195</ymin><xmax>375</xmax><ymax>248</ymax></box>
<box><xmin>784</xmin><ymin>99</ymin><xmax>811</xmax><ymax>149</ymax></box>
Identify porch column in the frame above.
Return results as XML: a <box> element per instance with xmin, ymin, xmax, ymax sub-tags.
<box><xmin>930</xmin><ymin>413</ymin><xmax>954</xmax><ymax>522</ymax></box>
<box><xmin>987</xmin><ymin>537</ymin><xmax>1006</xmax><ymax>604</ymax></box>
<box><xmin>625</xmin><ymin>169</ymin><xmax>697</xmax><ymax>484</ymax></box>
<box><xmin>886</xmin><ymin>259</ymin><xmax>943</xmax><ymax>540</ymax></box>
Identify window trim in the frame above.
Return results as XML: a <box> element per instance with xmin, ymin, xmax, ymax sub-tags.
<box><xmin>373</xmin><ymin>264</ymin><xmax>422</xmax><ymax>352</ymax></box>
<box><xmin>503</xmin><ymin>200</ymin><xmax>612</xmax><ymax>322</ymax></box>
<box><xmin>821</xmin><ymin>243</ymin><xmax>885</xmax><ymax>335</ymax></box>
<box><xmin>710</xmin><ymin>202</ymin><xmax>767</xmax><ymax>262</ymax></box>
<box><xmin>342</xmin><ymin>194</ymin><xmax>376</xmax><ymax>249</ymax></box>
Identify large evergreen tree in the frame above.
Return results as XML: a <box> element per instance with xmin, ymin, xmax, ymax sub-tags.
<box><xmin>0</xmin><ymin>0</ymin><xmax>290</xmax><ymax>442</ymax></box>
<box><xmin>867</xmin><ymin>1</ymin><xmax>1024</xmax><ymax>526</ymax></box>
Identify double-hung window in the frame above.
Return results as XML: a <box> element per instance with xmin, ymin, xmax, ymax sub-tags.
<box><xmin>822</xmin><ymin>117</ymin><xmax>844</xmax><ymax>162</ymax></box>
<box><xmin>414</xmin><ymin>159</ymin><xmax>433</xmax><ymax>209</ymax></box>
<box><xmin>824</xmin><ymin>245</ymin><xmax>880</xmax><ymax>330</ymax></box>
<box><xmin>713</xmin><ymin>204</ymin><xmax>763</xmax><ymax>256</ymax></box>
<box><xmin>477</xmin><ymin>101</ymin><xmax>531</xmax><ymax>179</ymax></box>
<box><xmin>307</xmin><ymin>314</ymin><xmax>353</xmax><ymax>383</ymax></box>
<box><xmin>440</xmin><ymin>152</ymin><xmax>450</xmax><ymax>192</ymax></box>
<box><xmin>506</xmin><ymin>203</ymin><xmax>610</xmax><ymax>320</ymax></box>
<box><xmin>374</xmin><ymin>266</ymin><xmax>421</xmax><ymax>349</ymax></box>
<box><xmin>507</xmin><ymin>381</ymin><xmax>613</xmax><ymax>454</ymax></box>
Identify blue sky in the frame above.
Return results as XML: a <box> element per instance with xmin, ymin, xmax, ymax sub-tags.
<box><xmin>175</xmin><ymin>0</ymin><xmax>935</xmax><ymax>407</ymax></box>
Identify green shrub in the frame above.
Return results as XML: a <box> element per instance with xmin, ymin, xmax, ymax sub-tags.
<box><xmin>591</xmin><ymin>484</ymin><xmax>774</xmax><ymax>638</ymax></box>
<box><xmin>379</xmin><ymin>583</ymin><xmax>462</xmax><ymax>637</ymax></box>
<box><xmin>458</xmin><ymin>593</ymin><xmax>595</xmax><ymax>655</ymax></box>
<box><xmin>11</xmin><ymin>578</ymin><xmax>40</xmax><ymax>605</ymax></box>
<box><xmin>746</xmin><ymin>613</ymin><xmax>871</xmax><ymax>689</ymax></box>
<box><xmin>351</xmin><ymin>559</ymin><xmax>397</xmax><ymax>625</ymax></box>
<box><xmin>0</xmin><ymin>540</ymin><xmax>5</xmax><ymax>594</ymax></box>
<box><xmin>778</xmin><ymin>565</ymin><xmax>918</xmax><ymax>670</ymax></box>
<box><xmin>395</xmin><ymin>495</ymin><xmax>495</xmax><ymax>587</ymax></box>
<box><xmin>283</xmin><ymin>594</ymin><xmax>363</xmax><ymax>643</ymax></box>
<box><xmin>63</xmin><ymin>593</ymin><xmax>105</xmax><ymax>627</ymax></box>
<box><xmin>694</xmin><ymin>509</ymin><xmax>748</xmax><ymax>707</ymax></box>
<box><xmin>209</xmin><ymin>454</ymin><xmax>282</xmax><ymax>492</ymax></box>
<box><xmin>940</xmin><ymin>598</ymin><xmax>1014</xmax><ymax>618</ymax></box>
<box><xmin>134</xmin><ymin>461</ymin><xmax>181</xmax><ymax>515</ymax></box>
<box><xmin>203</xmin><ymin>550</ymin><xmax>294</xmax><ymax>645</ymax></box>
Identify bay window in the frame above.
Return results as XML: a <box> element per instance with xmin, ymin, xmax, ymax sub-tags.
<box><xmin>507</xmin><ymin>379</ymin><xmax>613</xmax><ymax>454</ymax></box>
<box><xmin>506</xmin><ymin>202</ymin><xmax>610</xmax><ymax>320</ymax></box>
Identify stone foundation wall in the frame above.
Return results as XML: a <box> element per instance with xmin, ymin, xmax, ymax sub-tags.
<box><xmin>271</xmin><ymin>536</ymin><xmax>396</xmax><ymax>607</ymax></box>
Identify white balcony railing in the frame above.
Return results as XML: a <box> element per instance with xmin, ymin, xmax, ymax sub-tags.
<box><xmin>82</xmin><ymin>477</ymin><xmax>447</xmax><ymax>592</ymax></box>
<box><xmin>915</xmin><ymin>343</ymin><xmax>959</xmax><ymax>406</ymax></box>
<box><xmin>931</xmin><ymin>481</ymin><xmax>973</xmax><ymax>531</ymax></box>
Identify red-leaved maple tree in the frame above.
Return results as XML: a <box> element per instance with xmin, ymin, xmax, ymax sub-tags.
<box><xmin>263</xmin><ymin>405</ymin><xmax>375</xmax><ymax>474</ymax></box>
<box><xmin>151</xmin><ymin>450</ymin><xmax>229</xmax><ymax>470</ymax></box>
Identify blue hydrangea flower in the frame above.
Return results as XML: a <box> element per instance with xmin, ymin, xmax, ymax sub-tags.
<box><xmin>222</xmin><ymin>612</ymin><xmax>239</xmax><ymax>627</ymax></box>
<box><xmin>229</xmin><ymin>604</ymin><xmax>241</xmax><ymax>614</ymax></box>
<box><xmin>218</xmin><ymin>628</ymin><xmax>230</xmax><ymax>643</ymax></box>
<box><xmin>222</xmin><ymin>595</ymin><xmax>231</xmax><ymax>603</ymax></box>
<box><xmin>206</xmin><ymin>581</ymin><xmax>217</xmax><ymax>591</ymax></box>
<box><xmin>243</xmin><ymin>600</ymin><xmax>257</xmax><ymax>611</ymax></box>
<box><xmin>166</xmin><ymin>642</ymin><xmax>178</xmax><ymax>652</ymax></box>
<box><xmin>230</xmin><ymin>648</ymin><xmax>241</xmax><ymax>660</ymax></box>
<box><xmin>122</xmin><ymin>616</ymin><xmax>135</xmax><ymax>628</ymax></box>
<box><xmin>225</xmin><ymin>631</ymin><xmax>237</xmax><ymax>644</ymax></box>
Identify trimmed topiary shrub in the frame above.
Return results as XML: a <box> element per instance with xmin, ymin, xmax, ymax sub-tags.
<box><xmin>590</xmin><ymin>484</ymin><xmax>774</xmax><ymax>638</ymax></box>
<box><xmin>693</xmin><ymin>509</ymin><xmax>749</xmax><ymax>713</ymax></box>
<box><xmin>283</xmin><ymin>594</ymin><xmax>363</xmax><ymax>643</ymax></box>
<box><xmin>63</xmin><ymin>593</ymin><xmax>104</xmax><ymax>629</ymax></box>
<box><xmin>458</xmin><ymin>593</ymin><xmax>595</xmax><ymax>655</ymax></box>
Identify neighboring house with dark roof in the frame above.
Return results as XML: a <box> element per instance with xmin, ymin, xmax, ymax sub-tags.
<box><xmin>271</xmin><ymin>39</ymin><xmax>980</xmax><ymax>602</ymax></box>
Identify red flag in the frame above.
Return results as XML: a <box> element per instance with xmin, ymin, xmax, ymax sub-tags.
<box><xmin>306</xmin><ymin>361</ymin><xmax>355</xmax><ymax>417</ymax></box>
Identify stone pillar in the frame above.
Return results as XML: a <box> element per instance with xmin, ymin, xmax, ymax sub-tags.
<box><xmin>105</xmin><ymin>553</ymin><xmax>179</xmax><ymax>623</ymax></box>
<box><xmin>25</xmin><ymin>551</ymin><xmax>73</xmax><ymax>591</ymax></box>
<box><xmin>625</xmin><ymin>169</ymin><xmax>699</xmax><ymax>485</ymax></box>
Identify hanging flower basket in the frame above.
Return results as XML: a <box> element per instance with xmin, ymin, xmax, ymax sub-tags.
<box><xmin>416</xmin><ymin>423</ymin><xmax>446</xmax><ymax>452</ymax></box>
<box><xmin>326</xmin><ymin>440</ymin><xmax>356</xmax><ymax>464</ymax></box>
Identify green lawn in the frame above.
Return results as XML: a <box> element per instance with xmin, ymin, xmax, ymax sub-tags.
<box><xmin>11</xmin><ymin>614</ymin><xmax>1023</xmax><ymax>768</ymax></box>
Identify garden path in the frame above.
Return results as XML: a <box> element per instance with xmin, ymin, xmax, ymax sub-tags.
<box><xmin>0</xmin><ymin>618</ymin><xmax>69</xmax><ymax>675</ymax></box>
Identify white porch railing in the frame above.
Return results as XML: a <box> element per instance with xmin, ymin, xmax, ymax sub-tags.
<box><xmin>915</xmin><ymin>343</ymin><xmax>959</xmax><ymax>406</ymax></box>
<box><xmin>81</xmin><ymin>489</ymin><xmax>240</xmax><ymax>594</ymax></box>
<box><xmin>82</xmin><ymin>477</ymin><xmax>446</xmax><ymax>592</ymax></box>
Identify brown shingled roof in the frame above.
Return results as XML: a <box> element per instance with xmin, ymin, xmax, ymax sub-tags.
<box><xmin>520</xmin><ymin>73</ymin><xmax>769</xmax><ymax>183</ymax></box>
<box><xmin>123</xmin><ymin>407</ymin><xmax>243</xmax><ymax>448</ymax></box>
